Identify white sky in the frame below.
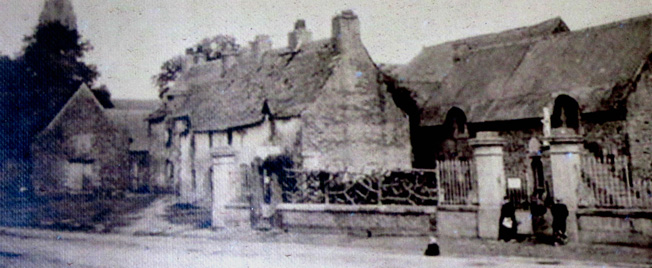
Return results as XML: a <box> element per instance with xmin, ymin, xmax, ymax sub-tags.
<box><xmin>1</xmin><ymin>0</ymin><xmax>651</xmax><ymax>100</ymax></box>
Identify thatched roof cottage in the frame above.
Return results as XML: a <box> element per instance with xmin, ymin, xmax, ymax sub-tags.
<box><xmin>390</xmin><ymin>14</ymin><xmax>652</xmax><ymax>186</ymax></box>
<box><xmin>149</xmin><ymin>11</ymin><xmax>412</xmax><ymax>205</ymax></box>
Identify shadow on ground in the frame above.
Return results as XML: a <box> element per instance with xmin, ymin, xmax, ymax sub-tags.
<box><xmin>0</xmin><ymin>192</ymin><xmax>156</xmax><ymax>232</ymax></box>
<box><xmin>167</xmin><ymin>203</ymin><xmax>211</xmax><ymax>228</ymax></box>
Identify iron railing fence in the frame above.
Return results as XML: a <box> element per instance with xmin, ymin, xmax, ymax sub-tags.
<box><xmin>276</xmin><ymin>159</ymin><xmax>477</xmax><ymax>206</ymax></box>
<box><xmin>581</xmin><ymin>155</ymin><xmax>652</xmax><ymax>209</ymax></box>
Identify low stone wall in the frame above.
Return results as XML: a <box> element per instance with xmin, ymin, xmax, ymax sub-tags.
<box><xmin>223</xmin><ymin>202</ymin><xmax>251</xmax><ymax>228</ymax></box>
<box><xmin>436</xmin><ymin>205</ymin><xmax>478</xmax><ymax>238</ymax></box>
<box><xmin>577</xmin><ymin>209</ymin><xmax>652</xmax><ymax>247</ymax></box>
<box><xmin>276</xmin><ymin>204</ymin><xmax>436</xmax><ymax>236</ymax></box>
<box><xmin>437</xmin><ymin>207</ymin><xmax>534</xmax><ymax>238</ymax></box>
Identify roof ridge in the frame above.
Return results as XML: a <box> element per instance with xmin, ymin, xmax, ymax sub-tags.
<box><xmin>422</xmin><ymin>17</ymin><xmax>567</xmax><ymax>50</ymax></box>
<box><xmin>571</xmin><ymin>13</ymin><xmax>652</xmax><ymax>33</ymax></box>
<box><xmin>39</xmin><ymin>84</ymin><xmax>103</xmax><ymax>133</ymax></box>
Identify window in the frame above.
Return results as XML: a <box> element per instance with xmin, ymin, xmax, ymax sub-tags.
<box><xmin>444</xmin><ymin>107</ymin><xmax>468</xmax><ymax>138</ymax></box>
<box><xmin>72</xmin><ymin>134</ymin><xmax>93</xmax><ymax>154</ymax></box>
<box><xmin>551</xmin><ymin>95</ymin><xmax>580</xmax><ymax>131</ymax></box>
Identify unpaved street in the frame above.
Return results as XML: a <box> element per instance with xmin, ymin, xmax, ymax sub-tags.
<box><xmin>0</xmin><ymin>228</ymin><xmax>644</xmax><ymax>268</ymax></box>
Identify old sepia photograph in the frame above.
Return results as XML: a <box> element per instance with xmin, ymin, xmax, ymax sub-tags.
<box><xmin>1</xmin><ymin>0</ymin><xmax>651</xmax><ymax>267</ymax></box>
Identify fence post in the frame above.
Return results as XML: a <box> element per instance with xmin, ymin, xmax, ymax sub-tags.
<box><xmin>623</xmin><ymin>157</ymin><xmax>633</xmax><ymax>208</ymax></box>
<box><xmin>436</xmin><ymin>161</ymin><xmax>442</xmax><ymax>205</ymax></box>
<box><xmin>469</xmin><ymin>131</ymin><xmax>507</xmax><ymax>240</ymax></box>
<box><xmin>325</xmin><ymin>172</ymin><xmax>330</xmax><ymax>205</ymax></box>
<box><xmin>546</xmin><ymin>128</ymin><xmax>583</xmax><ymax>243</ymax></box>
<box><xmin>377</xmin><ymin>173</ymin><xmax>383</xmax><ymax>205</ymax></box>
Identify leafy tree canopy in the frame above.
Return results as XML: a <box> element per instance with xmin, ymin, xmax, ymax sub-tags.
<box><xmin>153</xmin><ymin>35</ymin><xmax>240</xmax><ymax>96</ymax></box>
<box><xmin>20</xmin><ymin>22</ymin><xmax>99</xmax><ymax>136</ymax></box>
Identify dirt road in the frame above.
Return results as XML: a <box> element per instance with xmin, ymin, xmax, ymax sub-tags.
<box><xmin>0</xmin><ymin>227</ymin><xmax>646</xmax><ymax>268</ymax></box>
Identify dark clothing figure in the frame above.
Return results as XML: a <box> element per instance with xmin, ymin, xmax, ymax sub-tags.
<box><xmin>498</xmin><ymin>199</ymin><xmax>517</xmax><ymax>242</ymax></box>
<box><xmin>531</xmin><ymin>156</ymin><xmax>545</xmax><ymax>189</ymax></box>
<box><xmin>551</xmin><ymin>202</ymin><xmax>569</xmax><ymax>245</ymax></box>
<box><xmin>424</xmin><ymin>237</ymin><xmax>440</xmax><ymax>256</ymax></box>
<box><xmin>530</xmin><ymin>198</ymin><xmax>549</xmax><ymax>243</ymax></box>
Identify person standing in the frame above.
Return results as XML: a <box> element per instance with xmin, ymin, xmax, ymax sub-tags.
<box><xmin>551</xmin><ymin>198</ymin><xmax>569</xmax><ymax>246</ymax></box>
<box><xmin>498</xmin><ymin>196</ymin><xmax>517</xmax><ymax>242</ymax></box>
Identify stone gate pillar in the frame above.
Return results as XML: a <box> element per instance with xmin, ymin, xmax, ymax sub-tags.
<box><xmin>469</xmin><ymin>131</ymin><xmax>507</xmax><ymax>239</ymax></box>
<box><xmin>547</xmin><ymin>128</ymin><xmax>583</xmax><ymax>243</ymax></box>
<box><xmin>211</xmin><ymin>146</ymin><xmax>238</xmax><ymax>228</ymax></box>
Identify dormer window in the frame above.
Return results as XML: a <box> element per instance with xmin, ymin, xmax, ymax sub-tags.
<box><xmin>551</xmin><ymin>95</ymin><xmax>580</xmax><ymax>132</ymax></box>
<box><xmin>444</xmin><ymin>107</ymin><xmax>468</xmax><ymax>139</ymax></box>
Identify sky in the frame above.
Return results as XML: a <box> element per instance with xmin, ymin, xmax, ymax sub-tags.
<box><xmin>1</xmin><ymin>0</ymin><xmax>651</xmax><ymax>100</ymax></box>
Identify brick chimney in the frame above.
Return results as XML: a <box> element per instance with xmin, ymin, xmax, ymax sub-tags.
<box><xmin>181</xmin><ymin>48</ymin><xmax>195</xmax><ymax>70</ymax></box>
<box><xmin>250</xmin><ymin>35</ymin><xmax>272</xmax><ymax>58</ymax></box>
<box><xmin>288</xmin><ymin>19</ymin><xmax>313</xmax><ymax>50</ymax></box>
<box><xmin>221</xmin><ymin>51</ymin><xmax>237</xmax><ymax>69</ymax></box>
<box><xmin>331</xmin><ymin>10</ymin><xmax>361</xmax><ymax>54</ymax></box>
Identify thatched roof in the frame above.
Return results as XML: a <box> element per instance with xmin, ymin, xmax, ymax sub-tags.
<box><xmin>396</xmin><ymin>15</ymin><xmax>652</xmax><ymax>125</ymax></box>
<box><xmin>107</xmin><ymin>99</ymin><xmax>159</xmax><ymax>152</ymax></box>
<box><xmin>394</xmin><ymin>17</ymin><xmax>568</xmax><ymax>84</ymax></box>
<box><xmin>174</xmin><ymin>38</ymin><xmax>338</xmax><ymax>132</ymax></box>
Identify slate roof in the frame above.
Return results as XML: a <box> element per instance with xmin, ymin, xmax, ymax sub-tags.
<box><xmin>174</xmin><ymin>38</ymin><xmax>339</xmax><ymax>132</ymax></box>
<box><xmin>395</xmin><ymin>15</ymin><xmax>652</xmax><ymax>125</ymax></box>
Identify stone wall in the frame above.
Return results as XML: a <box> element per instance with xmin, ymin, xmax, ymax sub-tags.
<box><xmin>146</xmin><ymin>120</ymin><xmax>173</xmax><ymax>192</ymax></box>
<box><xmin>436</xmin><ymin>207</ymin><xmax>478</xmax><ymax>238</ymax></box>
<box><xmin>494</xmin><ymin>123</ymin><xmax>543</xmax><ymax>184</ymax></box>
<box><xmin>460</xmin><ymin>115</ymin><xmax>627</xmax><ymax>197</ymax></box>
<box><xmin>577</xmin><ymin>210</ymin><xmax>652</xmax><ymax>246</ymax></box>
<box><xmin>583</xmin><ymin>117</ymin><xmax>628</xmax><ymax>157</ymax></box>
<box><xmin>277</xmin><ymin>203</ymin><xmax>436</xmax><ymax>235</ymax></box>
<box><xmin>300</xmin><ymin>26</ymin><xmax>411</xmax><ymax>171</ymax></box>
<box><xmin>627</xmin><ymin>68</ymin><xmax>652</xmax><ymax>180</ymax></box>
<box><xmin>31</xmin><ymin>90</ymin><xmax>129</xmax><ymax>194</ymax></box>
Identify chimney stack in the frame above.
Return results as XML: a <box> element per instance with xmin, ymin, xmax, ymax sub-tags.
<box><xmin>250</xmin><ymin>35</ymin><xmax>272</xmax><ymax>58</ymax></box>
<box><xmin>332</xmin><ymin>10</ymin><xmax>361</xmax><ymax>54</ymax></box>
<box><xmin>221</xmin><ymin>51</ymin><xmax>237</xmax><ymax>70</ymax></box>
<box><xmin>181</xmin><ymin>48</ymin><xmax>195</xmax><ymax>70</ymax></box>
<box><xmin>288</xmin><ymin>19</ymin><xmax>312</xmax><ymax>50</ymax></box>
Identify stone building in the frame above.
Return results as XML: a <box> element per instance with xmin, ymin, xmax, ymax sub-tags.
<box><xmin>148</xmin><ymin>11</ymin><xmax>412</xmax><ymax>209</ymax></box>
<box><xmin>106</xmin><ymin>99</ymin><xmax>160</xmax><ymax>192</ymax></box>
<box><xmin>389</xmin><ymin>15</ymin><xmax>652</xmax><ymax>190</ymax></box>
<box><xmin>379</xmin><ymin>14</ymin><xmax>652</xmax><ymax>245</ymax></box>
<box><xmin>31</xmin><ymin>85</ymin><xmax>130</xmax><ymax>194</ymax></box>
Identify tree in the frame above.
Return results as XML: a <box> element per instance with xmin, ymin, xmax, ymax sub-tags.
<box><xmin>153</xmin><ymin>55</ymin><xmax>185</xmax><ymax>97</ymax></box>
<box><xmin>91</xmin><ymin>84</ymin><xmax>113</xmax><ymax>108</ymax></box>
<box><xmin>20</xmin><ymin>22</ymin><xmax>99</xmax><ymax>135</ymax></box>
<box><xmin>196</xmin><ymin>35</ymin><xmax>239</xmax><ymax>61</ymax></box>
<box><xmin>153</xmin><ymin>35</ymin><xmax>240</xmax><ymax>96</ymax></box>
<box><xmin>0</xmin><ymin>1</ymin><xmax>100</xmax><ymax>193</ymax></box>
